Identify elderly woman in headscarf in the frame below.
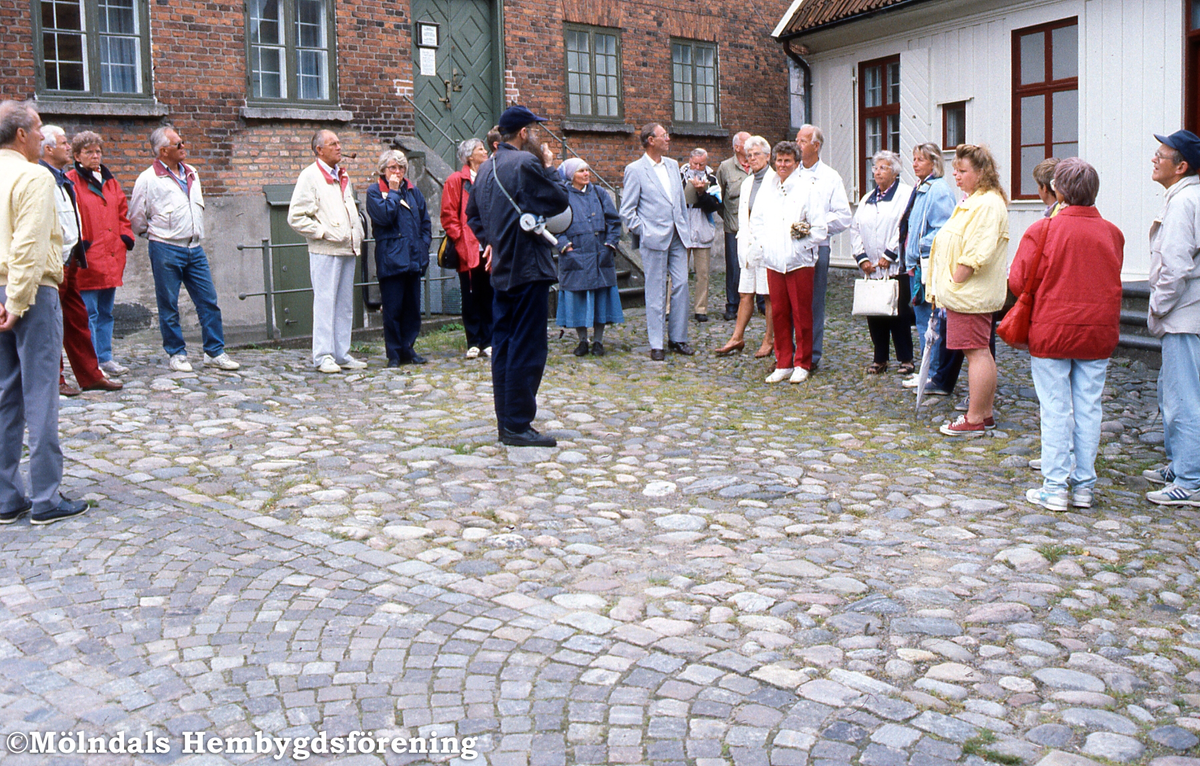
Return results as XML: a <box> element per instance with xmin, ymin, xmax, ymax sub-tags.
<box><xmin>554</xmin><ymin>158</ymin><xmax>624</xmax><ymax>356</ymax></box>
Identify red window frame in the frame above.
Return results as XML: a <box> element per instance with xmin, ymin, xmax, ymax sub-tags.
<box><xmin>1188</xmin><ymin>0</ymin><xmax>1199</xmax><ymax>136</ymax></box>
<box><xmin>857</xmin><ymin>55</ymin><xmax>900</xmax><ymax>198</ymax></box>
<box><xmin>1011</xmin><ymin>18</ymin><xmax>1079</xmax><ymax>200</ymax></box>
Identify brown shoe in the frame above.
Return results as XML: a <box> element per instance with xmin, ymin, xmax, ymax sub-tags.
<box><xmin>714</xmin><ymin>339</ymin><xmax>745</xmax><ymax>356</ymax></box>
<box><xmin>649</xmin><ymin>349</ymin><xmax>665</xmax><ymax>361</ymax></box>
<box><xmin>83</xmin><ymin>377</ymin><xmax>124</xmax><ymax>392</ymax></box>
<box><xmin>59</xmin><ymin>382</ymin><xmax>81</xmax><ymax>397</ymax></box>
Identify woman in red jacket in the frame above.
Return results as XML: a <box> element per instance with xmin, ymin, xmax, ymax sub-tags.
<box><xmin>67</xmin><ymin>131</ymin><xmax>134</xmax><ymax>377</ymax></box>
<box><xmin>1008</xmin><ymin>158</ymin><xmax>1124</xmax><ymax>512</ymax></box>
<box><xmin>441</xmin><ymin>138</ymin><xmax>492</xmax><ymax>359</ymax></box>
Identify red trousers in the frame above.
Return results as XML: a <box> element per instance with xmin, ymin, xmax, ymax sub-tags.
<box><xmin>768</xmin><ymin>267</ymin><xmax>814</xmax><ymax>371</ymax></box>
<box><xmin>60</xmin><ymin>263</ymin><xmax>105</xmax><ymax>388</ymax></box>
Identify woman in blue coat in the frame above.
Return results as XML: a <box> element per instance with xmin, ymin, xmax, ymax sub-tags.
<box><xmin>556</xmin><ymin>158</ymin><xmax>624</xmax><ymax>356</ymax></box>
<box><xmin>367</xmin><ymin>150</ymin><xmax>432</xmax><ymax>366</ymax></box>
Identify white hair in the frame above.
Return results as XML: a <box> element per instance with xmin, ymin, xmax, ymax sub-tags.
<box><xmin>872</xmin><ymin>149</ymin><xmax>903</xmax><ymax>177</ymax></box>
<box><xmin>41</xmin><ymin>124</ymin><xmax>65</xmax><ymax>153</ymax></box>
<box><xmin>799</xmin><ymin>124</ymin><xmax>825</xmax><ymax>148</ymax></box>
<box><xmin>149</xmin><ymin>125</ymin><xmax>175</xmax><ymax>154</ymax></box>
<box><xmin>689</xmin><ymin>147</ymin><xmax>708</xmax><ymax>160</ymax></box>
<box><xmin>731</xmin><ymin>131</ymin><xmax>750</xmax><ymax>150</ymax></box>
<box><xmin>456</xmin><ymin>138</ymin><xmax>484</xmax><ymax>167</ymax></box>
<box><xmin>377</xmin><ymin>149</ymin><xmax>408</xmax><ymax>175</ymax></box>
<box><xmin>744</xmin><ymin>136</ymin><xmax>770</xmax><ymax>155</ymax></box>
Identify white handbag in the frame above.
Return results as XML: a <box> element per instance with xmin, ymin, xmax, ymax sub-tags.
<box><xmin>852</xmin><ymin>276</ymin><xmax>899</xmax><ymax>317</ymax></box>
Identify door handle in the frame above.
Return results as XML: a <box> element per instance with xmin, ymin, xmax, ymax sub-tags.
<box><xmin>439</xmin><ymin>77</ymin><xmax>453</xmax><ymax>110</ymax></box>
<box><xmin>451</xmin><ymin>68</ymin><xmax>463</xmax><ymax>92</ymax></box>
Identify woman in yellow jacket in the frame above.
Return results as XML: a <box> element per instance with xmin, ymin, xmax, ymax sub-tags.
<box><xmin>928</xmin><ymin>145</ymin><xmax>1009</xmax><ymax>435</ymax></box>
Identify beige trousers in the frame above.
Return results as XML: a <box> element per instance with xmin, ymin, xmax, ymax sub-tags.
<box><xmin>690</xmin><ymin>247</ymin><xmax>710</xmax><ymax>316</ymax></box>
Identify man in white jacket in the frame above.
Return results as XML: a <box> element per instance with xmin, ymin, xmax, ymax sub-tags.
<box><xmin>1145</xmin><ymin>129</ymin><xmax>1200</xmax><ymax>507</ymax></box>
<box><xmin>129</xmin><ymin>126</ymin><xmax>239</xmax><ymax>373</ymax></box>
<box><xmin>287</xmin><ymin>130</ymin><xmax>366</xmax><ymax>374</ymax></box>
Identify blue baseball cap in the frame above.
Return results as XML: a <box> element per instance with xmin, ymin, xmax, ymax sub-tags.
<box><xmin>1154</xmin><ymin>130</ymin><xmax>1200</xmax><ymax>171</ymax></box>
<box><xmin>498</xmin><ymin>105</ymin><xmax>548</xmax><ymax>134</ymax></box>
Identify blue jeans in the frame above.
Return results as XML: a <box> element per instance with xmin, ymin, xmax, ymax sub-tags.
<box><xmin>1030</xmin><ymin>356</ymin><xmax>1107</xmax><ymax>493</ymax></box>
<box><xmin>79</xmin><ymin>287</ymin><xmax>115</xmax><ymax>363</ymax></box>
<box><xmin>148</xmin><ymin>241</ymin><xmax>226</xmax><ymax>358</ymax></box>
<box><xmin>1159</xmin><ymin>333</ymin><xmax>1200</xmax><ymax>490</ymax></box>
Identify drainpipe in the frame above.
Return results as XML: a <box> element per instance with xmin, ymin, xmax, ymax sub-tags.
<box><xmin>782</xmin><ymin>38</ymin><xmax>813</xmax><ymax>127</ymax></box>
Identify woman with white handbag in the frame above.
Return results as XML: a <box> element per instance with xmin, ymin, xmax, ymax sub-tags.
<box><xmin>851</xmin><ymin>150</ymin><xmax>914</xmax><ymax>375</ymax></box>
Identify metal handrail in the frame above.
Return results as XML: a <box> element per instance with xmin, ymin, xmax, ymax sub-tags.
<box><xmin>539</xmin><ymin>122</ymin><xmax>619</xmax><ymax>197</ymax></box>
<box><xmin>401</xmin><ymin>94</ymin><xmax>462</xmax><ymax>150</ymax></box>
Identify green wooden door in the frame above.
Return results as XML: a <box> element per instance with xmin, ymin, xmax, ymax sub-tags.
<box><xmin>411</xmin><ymin>0</ymin><xmax>500</xmax><ymax>168</ymax></box>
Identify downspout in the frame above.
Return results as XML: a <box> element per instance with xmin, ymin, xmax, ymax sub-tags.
<box><xmin>781</xmin><ymin>38</ymin><xmax>812</xmax><ymax>127</ymax></box>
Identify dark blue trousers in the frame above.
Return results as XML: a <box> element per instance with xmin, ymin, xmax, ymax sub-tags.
<box><xmin>379</xmin><ymin>273</ymin><xmax>422</xmax><ymax>362</ymax></box>
<box><xmin>723</xmin><ymin>232</ymin><xmax>740</xmax><ymax>315</ymax></box>
<box><xmin>492</xmin><ymin>280</ymin><xmax>550</xmax><ymax>433</ymax></box>
<box><xmin>459</xmin><ymin>264</ymin><xmax>494</xmax><ymax>349</ymax></box>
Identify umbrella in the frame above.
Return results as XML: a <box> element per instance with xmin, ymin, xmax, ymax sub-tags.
<box><xmin>914</xmin><ymin>310</ymin><xmax>940</xmax><ymax>411</ymax></box>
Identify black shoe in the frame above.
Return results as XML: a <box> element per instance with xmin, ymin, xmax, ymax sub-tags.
<box><xmin>810</xmin><ymin>362</ymin><xmax>820</xmax><ymax>373</ymax></box>
<box><xmin>0</xmin><ymin>497</ymin><xmax>32</xmax><ymax>524</ymax></box>
<box><xmin>592</xmin><ymin>342</ymin><xmax>605</xmax><ymax>357</ymax></box>
<box><xmin>722</xmin><ymin>310</ymin><xmax>737</xmax><ymax>321</ymax></box>
<box><xmin>387</xmin><ymin>358</ymin><xmax>401</xmax><ymax>368</ymax></box>
<box><xmin>31</xmin><ymin>496</ymin><xmax>88</xmax><ymax>526</ymax></box>
<box><xmin>649</xmin><ymin>349</ymin><xmax>665</xmax><ymax>361</ymax></box>
<box><xmin>402</xmin><ymin>354</ymin><xmax>427</xmax><ymax>365</ymax></box>
<box><xmin>500</xmin><ymin>427</ymin><xmax>557</xmax><ymax>448</ymax></box>
<box><xmin>668</xmin><ymin>341</ymin><xmax>695</xmax><ymax>356</ymax></box>
<box><xmin>572</xmin><ymin>340</ymin><xmax>590</xmax><ymax>356</ymax></box>
<box><xmin>694</xmin><ymin>313</ymin><xmax>709</xmax><ymax>323</ymax></box>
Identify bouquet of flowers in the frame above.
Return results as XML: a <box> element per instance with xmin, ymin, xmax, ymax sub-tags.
<box><xmin>790</xmin><ymin>219</ymin><xmax>811</xmax><ymax>239</ymax></box>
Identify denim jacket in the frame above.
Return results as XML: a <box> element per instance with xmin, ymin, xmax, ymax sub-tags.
<box><xmin>903</xmin><ymin>175</ymin><xmax>957</xmax><ymax>270</ymax></box>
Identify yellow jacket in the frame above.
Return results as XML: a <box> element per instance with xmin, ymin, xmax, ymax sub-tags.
<box><xmin>929</xmin><ymin>189</ymin><xmax>1009</xmax><ymax>314</ymax></box>
<box><xmin>0</xmin><ymin>149</ymin><xmax>63</xmax><ymax>317</ymax></box>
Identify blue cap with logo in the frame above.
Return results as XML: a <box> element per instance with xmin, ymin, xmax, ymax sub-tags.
<box><xmin>1154</xmin><ymin>130</ymin><xmax>1200</xmax><ymax>171</ymax></box>
<box><xmin>498</xmin><ymin>105</ymin><xmax>548</xmax><ymax>135</ymax></box>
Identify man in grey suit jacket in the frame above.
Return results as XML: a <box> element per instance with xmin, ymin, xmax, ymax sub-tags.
<box><xmin>620</xmin><ymin>123</ymin><xmax>694</xmax><ymax>360</ymax></box>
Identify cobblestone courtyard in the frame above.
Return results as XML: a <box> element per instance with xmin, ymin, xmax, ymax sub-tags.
<box><xmin>3</xmin><ymin>273</ymin><xmax>1198</xmax><ymax>766</ymax></box>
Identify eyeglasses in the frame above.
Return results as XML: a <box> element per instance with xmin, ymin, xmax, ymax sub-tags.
<box><xmin>1154</xmin><ymin>150</ymin><xmax>1179</xmax><ymax>163</ymax></box>
<box><xmin>172</xmin><ymin>140</ymin><xmax>185</xmax><ymax>149</ymax></box>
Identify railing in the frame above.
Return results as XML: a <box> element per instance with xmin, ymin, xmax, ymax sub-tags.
<box><xmin>539</xmin><ymin>122</ymin><xmax>619</xmax><ymax>197</ymax></box>
<box><xmin>401</xmin><ymin>94</ymin><xmax>463</xmax><ymax>154</ymax></box>
<box><xmin>236</xmin><ymin>237</ymin><xmax>458</xmax><ymax>342</ymax></box>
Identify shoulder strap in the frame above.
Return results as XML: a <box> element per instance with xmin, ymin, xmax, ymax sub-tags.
<box><xmin>490</xmin><ymin>158</ymin><xmax>525</xmax><ymax>217</ymax></box>
<box><xmin>1024</xmin><ymin>218</ymin><xmax>1053</xmax><ymax>296</ymax></box>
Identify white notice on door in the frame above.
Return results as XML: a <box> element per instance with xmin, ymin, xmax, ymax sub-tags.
<box><xmin>419</xmin><ymin>48</ymin><xmax>436</xmax><ymax>76</ymax></box>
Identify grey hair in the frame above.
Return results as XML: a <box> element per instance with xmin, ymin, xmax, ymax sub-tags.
<box><xmin>872</xmin><ymin>149</ymin><xmax>903</xmax><ymax>178</ymax></box>
<box><xmin>689</xmin><ymin>147</ymin><xmax>708</xmax><ymax>160</ymax></box>
<box><xmin>456</xmin><ymin>137</ymin><xmax>484</xmax><ymax>167</ymax></box>
<box><xmin>71</xmin><ymin>130</ymin><xmax>103</xmax><ymax>156</ymax></box>
<box><xmin>799</xmin><ymin>124</ymin><xmax>825</xmax><ymax>148</ymax></box>
<box><xmin>731</xmin><ymin>131</ymin><xmax>750</xmax><ymax>150</ymax></box>
<box><xmin>41</xmin><ymin>124</ymin><xmax>65</xmax><ymax>153</ymax></box>
<box><xmin>744</xmin><ymin>136</ymin><xmax>770</xmax><ymax>155</ymax></box>
<box><xmin>377</xmin><ymin>149</ymin><xmax>408</xmax><ymax>175</ymax></box>
<box><xmin>1053</xmin><ymin>157</ymin><xmax>1100</xmax><ymax>207</ymax></box>
<box><xmin>311</xmin><ymin>129</ymin><xmax>336</xmax><ymax>154</ymax></box>
<box><xmin>0</xmin><ymin>100</ymin><xmax>38</xmax><ymax>146</ymax></box>
<box><xmin>913</xmin><ymin>142</ymin><xmax>945</xmax><ymax>178</ymax></box>
<box><xmin>149</xmin><ymin>125</ymin><xmax>175</xmax><ymax>154</ymax></box>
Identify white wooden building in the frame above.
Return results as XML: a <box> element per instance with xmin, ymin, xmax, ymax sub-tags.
<box><xmin>773</xmin><ymin>0</ymin><xmax>1200</xmax><ymax>279</ymax></box>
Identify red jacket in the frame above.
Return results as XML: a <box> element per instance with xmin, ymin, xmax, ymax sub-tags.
<box><xmin>440</xmin><ymin>165</ymin><xmax>482</xmax><ymax>272</ymax></box>
<box><xmin>1007</xmin><ymin>205</ymin><xmax>1124</xmax><ymax>360</ymax></box>
<box><xmin>67</xmin><ymin>163</ymin><xmax>133</xmax><ymax>291</ymax></box>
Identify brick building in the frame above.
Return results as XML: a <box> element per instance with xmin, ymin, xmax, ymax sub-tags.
<box><xmin>1</xmin><ymin>0</ymin><xmax>794</xmax><ymax>336</ymax></box>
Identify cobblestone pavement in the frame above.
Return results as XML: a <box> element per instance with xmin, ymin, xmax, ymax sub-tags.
<box><xmin>3</xmin><ymin>271</ymin><xmax>1199</xmax><ymax>766</ymax></box>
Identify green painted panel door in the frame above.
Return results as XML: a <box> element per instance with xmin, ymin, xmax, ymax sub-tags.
<box><xmin>411</xmin><ymin>0</ymin><xmax>499</xmax><ymax>168</ymax></box>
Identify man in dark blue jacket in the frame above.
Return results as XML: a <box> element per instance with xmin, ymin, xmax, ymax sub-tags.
<box><xmin>467</xmin><ymin>106</ymin><xmax>570</xmax><ymax>448</ymax></box>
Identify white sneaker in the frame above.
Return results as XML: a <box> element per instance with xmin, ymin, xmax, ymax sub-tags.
<box><xmin>204</xmin><ymin>352</ymin><xmax>241</xmax><ymax>371</ymax></box>
<box><xmin>765</xmin><ymin>367</ymin><xmax>794</xmax><ymax>383</ymax></box>
<box><xmin>339</xmin><ymin>355</ymin><xmax>368</xmax><ymax>370</ymax></box>
<box><xmin>483</xmin><ymin>346</ymin><xmax>493</xmax><ymax>358</ymax></box>
<box><xmin>901</xmin><ymin>374</ymin><xmax>920</xmax><ymax>388</ymax></box>
<box><xmin>99</xmin><ymin>359</ymin><xmax>129</xmax><ymax>376</ymax></box>
<box><xmin>789</xmin><ymin>368</ymin><xmax>809</xmax><ymax>383</ymax></box>
<box><xmin>466</xmin><ymin>346</ymin><xmax>481</xmax><ymax>359</ymax></box>
<box><xmin>316</xmin><ymin>355</ymin><xmax>341</xmax><ymax>374</ymax></box>
<box><xmin>168</xmin><ymin>354</ymin><xmax>192</xmax><ymax>373</ymax></box>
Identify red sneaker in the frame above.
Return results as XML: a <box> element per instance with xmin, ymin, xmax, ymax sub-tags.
<box><xmin>940</xmin><ymin>415</ymin><xmax>986</xmax><ymax>436</ymax></box>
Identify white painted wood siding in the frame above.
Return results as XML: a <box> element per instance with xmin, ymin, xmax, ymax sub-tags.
<box><xmin>798</xmin><ymin>0</ymin><xmax>1186</xmax><ymax>279</ymax></box>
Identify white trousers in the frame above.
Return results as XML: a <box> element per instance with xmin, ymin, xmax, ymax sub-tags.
<box><xmin>310</xmin><ymin>252</ymin><xmax>356</xmax><ymax>366</ymax></box>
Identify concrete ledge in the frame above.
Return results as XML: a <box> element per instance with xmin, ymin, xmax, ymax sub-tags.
<box><xmin>668</xmin><ymin>125</ymin><xmax>730</xmax><ymax>138</ymax></box>
<box><xmin>35</xmin><ymin>100</ymin><xmax>170</xmax><ymax>118</ymax></box>
<box><xmin>240</xmin><ymin>105</ymin><xmax>354</xmax><ymax>122</ymax></box>
<box><xmin>561</xmin><ymin>120</ymin><xmax>636</xmax><ymax>134</ymax></box>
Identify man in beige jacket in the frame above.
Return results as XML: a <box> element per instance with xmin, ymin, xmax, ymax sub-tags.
<box><xmin>287</xmin><ymin>130</ymin><xmax>366</xmax><ymax>373</ymax></box>
<box><xmin>0</xmin><ymin>100</ymin><xmax>88</xmax><ymax>525</ymax></box>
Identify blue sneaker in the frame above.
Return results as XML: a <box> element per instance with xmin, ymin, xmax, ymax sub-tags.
<box><xmin>1142</xmin><ymin>466</ymin><xmax>1176</xmax><ymax>485</ymax></box>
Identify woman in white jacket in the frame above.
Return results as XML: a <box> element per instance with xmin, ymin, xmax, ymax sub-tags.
<box><xmin>762</xmin><ymin>141</ymin><xmax>828</xmax><ymax>384</ymax></box>
<box><xmin>851</xmin><ymin>150</ymin><xmax>914</xmax><ymax>375</ymax></box>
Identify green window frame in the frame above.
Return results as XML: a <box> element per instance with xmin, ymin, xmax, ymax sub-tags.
<box><xmin>671</xmin><ymin>38</ymin><xmax>719</xmax><ymax>127</ymax></box>
<box><xmin>33</xmin><ymin>0</ymin><xmax>152</xmax><ymax>100</ymax></box>
<box><xmin>246</xmin><ymin>0</ymin><xmax>338</xmax><ymax>105</ymax></box>
<box><xmin>563</xmin><ymin>24</ymin><xmax>622</xmax><ymax>120</ymax></box>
